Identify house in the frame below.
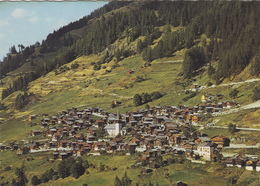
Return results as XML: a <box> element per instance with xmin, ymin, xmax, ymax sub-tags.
<box><xmin>195</xmin><ymin>137</ymin><xmax>211</xmax><ymax>144</ymax></box>
<box><xmin>245</xmin><ymin>160</ymin><xmax>254</xmax><ymax>171</ymax></box>
<box><xmin>192</xmin><ymin>115</ymin><xmax>202</xmax><ymax>123</ymax></box>
<box><xmin>58</xmin><ymin>140</ymin><xmax>69</xmax><ymax>148</ymax></box>
<box><xmin>106</xmin><ymin>142</ymin><xmax>117</xmax><ymax>152</ymax></box>
<box><xmin>211</xmin><ymin>135</ymin><xmax>230</xmax><ymax>147</ymax></box>
<box><xmin>87</xmin><ymin>127</ymin><xmax>98</xmax><ymax>136</ymax></box>
<box><xmin>31</xmin><ymin>130</ymin><xmax>41</xmax><ymax>136</ymax></box>
<box><xmin>201</xmin><ymin>95</ymin><xmax>209</xmax><ymax>102</ymax></box>
<box><xmin>190</xmin><ymin>84</ymin><xmax>201</xmax><ymax>92</ymax></box>
<box><xmin>58</xmin><ymin>152</ymin><xmax>68</xmax><ymax>160</ymax></box>
<box><xmin>52</xmin><ymin>151</ymin><xmax>59</xmax><ymax>159</ymax></box>
<box><xmin>0</xmin><ymin>143</ymin><xmax>6</xmax><ymax>151</ymax></box>
<box><xmin>256</xmin><ymin>161</ymin><xmax>260</xmax><ymax>172</ymax></box>
<box><xmin>196</xmin><ymin>142</ymin><xmax>217</xmax><ymax>161</ymax></box>
<box><xmin>112</xmin><ymin>138</ymin><xmax>123</xmax><ymax>144</ymax></box>
<box><xmin>28</xmin><ymin>114</ymin><xmax>37</xmax><ymax>121</ymax></box>
<box><xmin>235</xmin><ymin>154</ymin><xmax>247</xmax><ymax>168</ymax></box>
<box><xmin>106</xmin><ymin>69</ymin><xmax>111</xmax><ymax>73</ymax></box>
<box><xmin>27</xmin><ymin>143</ymin><xmax>38</xmax><ymax>150</ymax></box>
<box><xmin>95</xmin><ymin>120</ymin><xmax>105</xmax><ymax>128</ymax></box>
<box><xmin>226</xmin><ymin>156</ymin><xmax>235</xmax><ymax>167</ymax></box>
<box><xmin>226</xmin><ymin>101</ymin><xmax>236</xmax><ymax>107</ymax></box>
<box><xmin>127</xmin><ymin>70</ymin><xmax>134</xmax><ymax>74</ymax></box>
<box><xmin>113</xmin><ymin>100</ymin><xmax>121</xmax><ymax>106</ymax></box>
<box><xmin>93</xmin><ymin>142</ymin><xmax>104</xmax><ymax>151</ymax></box>
<box><xmin>52</xmin><ymin>133</ymin><xmax>62</xmax><ymax>141</ymax></box>
<box><xmin>41</xmin><ymin>122</ymin><xmax>48</xmax><ymax>128</ymax></box>
<box><xmin>130</xmin><ymin>138</ymin><xmax>140</xmax><ymax>146</ymax></box>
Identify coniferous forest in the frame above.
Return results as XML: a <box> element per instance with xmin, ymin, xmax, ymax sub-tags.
<box><xmin>1</xmin><ymin>1</ymin><xmax>260</xmax><ymax>100</ymax></box>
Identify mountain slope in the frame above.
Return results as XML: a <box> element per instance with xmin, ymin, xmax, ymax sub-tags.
<box><xmin>0</xmin><ymin>1</ymin><xmax>260</xmax><ymax>129</ymax></box>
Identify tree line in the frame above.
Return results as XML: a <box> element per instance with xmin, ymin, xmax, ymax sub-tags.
<box><xmin>133</xmin><ymin>91</ymin><xmax>163</xmax><ymax>107</ymax></box>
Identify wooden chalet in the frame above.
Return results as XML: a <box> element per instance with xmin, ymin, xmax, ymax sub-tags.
<box><xmin>28</xmin><ymin>114</ymin><xmax>37</xmax><ymax>121</ymax></box>
<box><xmin>211</xmin><ymin>135</ymin><xmax>230</xmax><ymax>147</ymax></box>
<box><xmin>31</xmin><ymin>129</ymin><xmax>41</xmax><ymax>136</ymax></box>
<box><xmin>235</xmin><ymin>154</ymin><xmax>248</xmax><ymax>168</ymax></box>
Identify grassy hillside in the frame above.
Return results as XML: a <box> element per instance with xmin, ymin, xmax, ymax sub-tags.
<box><xmin>1</xmin><ymin>30</ymin><xmax>259</xmax><ymax>142</ymax></box>
<box><xmin>1</xmin><ymin>1</ymin><xmax>260</xmax><ymax>185</ymax></box>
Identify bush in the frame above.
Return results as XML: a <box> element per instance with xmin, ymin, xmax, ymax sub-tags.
<box><xmin>31</xmin><ymin>175</ymin><xmax>41</xmax><ymax>186</ymax></box>
<box><xmin>4</xmin><ymin>166</ymin><xmax>11</xmax><ymax>171</ymax></box>
<box><xmin>71</xmin><ymin>62</ymin><xmax>79</xmax><ymax>69</ymax></box>
<box><xmin>182</xmin><ymin>92</ymin><xmax>196</xmax><ymax>101</ymax></box>
<box><xmin>228</xmin><ymin>123</ymin><xmax>237</xmax><ymax>134</ymax></box>
<box><xmin>93</xmin><ymin>64</ymin><xmax>101</xmax><ymax>71</ymax></box>
<box><xmin>208</xmin><ymin>81</ymin><xmax>213</xmax><ymax>86</ymax></box>
<box><xmin>111</xmin><ymin>64</ymin><xmax>120</xmax><ymax>69</ymax></box>
<box><xmin>150</xmin><ymin>91</ymin><xmax>163</xmax><ymax>101</ymax></box>
<box><xmin>53</xmin><ymin>175</ymin><xmax>59</xmax><ymax>180</ymax></box>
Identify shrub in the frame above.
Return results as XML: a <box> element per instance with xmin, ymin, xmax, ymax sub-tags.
<box><xmin>31</xmin><ymin>175</ymin><xmax>41</xmax><ymax>186</ymax></box>
<box><xmin>93</xmin><ymin>64</ymin><xmax>101</xmax><ymax>71</ymax></box>
<box><xmin>53</xmin><ymin>175</ymin><xmax>59</xmax><ymax>180</ymax></box>
<box><xmin>150</xmin><ymin>91</ymin><xmax>163</xmax><ymax>101</ymax></box>
<box><xmin>111</xmin><ymin>64</ymin><xmax>120</xmax><ymax>69</ymax></box>
<box><xmin>71</xmin><ymin>62</ymin><xmax>79</xmax><ymax>69</ymax></box>
<box><xmin>4</xmin><ymin>166</ymin><xmax>11</xmax><ymax>171</ymax></box>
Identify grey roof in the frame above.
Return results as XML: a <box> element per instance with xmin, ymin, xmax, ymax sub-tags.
<box><xmin>105</xmin><ymin>124</ymin><xmax>116</xmax><ymax>130</ymax></box>
<box><xmin>199</xmin><ymin>137</ymin><xmax>211</xmax><ymax>142</ymax></box>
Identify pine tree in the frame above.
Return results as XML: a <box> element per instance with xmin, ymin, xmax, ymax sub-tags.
<box><xmin>57</xmin><ymin>160</ymin><xmax>70</xmax><ymax>178</ymax></box>
<box><xmin>121</xmin><ymin>172</ymin><xmax>132</xmax><ymax>186</ymax></box>
<box><xmin>142</xmin><ymin>92</ymin><xmax>152</xmax><ymax>104</ymax></box>
<box><xmin>114</xmin><ymin>175</ymin><xmax>121</xmax><ymax>186</ymax></box>
<box><xmin>31</xmin><ymin>175</ymin><xmax>41</xmax><ymax>186</ymax></box>
<box><xmin>71</xmin><ymin>162</ymin><xmax>85</xmax><ymax>179</ymax></box>
<box><xmin>137</xmin><ymin>40</ymin><xmax>143</xmax><ymax>54</ymax></box>
<box><xmin>14</xmin><ymin>164</ymin><xmax>28</xmax><ymax>186</ymax></box>
<box><xmin>133</xmin><ymin>94</ymin><xmax>142</xmax><ymax>106</ymax></box>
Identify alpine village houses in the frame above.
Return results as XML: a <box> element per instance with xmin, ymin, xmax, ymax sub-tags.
<box><xmin>2</xmin><ymin>99</ymin><xmax>258</xmax><ymax>172</ymax></box>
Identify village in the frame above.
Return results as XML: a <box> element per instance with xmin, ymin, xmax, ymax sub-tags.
<box><xmin>1</xmin><ymin>95</ymin><xmax>260</xmax><ymax>173</ymax></box>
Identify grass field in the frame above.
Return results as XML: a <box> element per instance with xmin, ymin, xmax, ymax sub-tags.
<box><xmin>1</xmin><ymin>18</ymin><xmax>260</xmax><ymax>186</ymax></box>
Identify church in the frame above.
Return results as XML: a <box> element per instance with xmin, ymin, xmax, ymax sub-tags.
<box><xmin>104</xmin><ymin>110</ymin><xmax>123</xmax><ymax>137</ymax></box>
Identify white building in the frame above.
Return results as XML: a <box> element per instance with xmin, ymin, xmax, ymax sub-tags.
<box><xmin>245</xmin><ymin>160</ymin><xmax>254</xmax><ymax>171</ymax></box>
<box><xmin>196</xmin><ymin>142</ymin><xmax>216</xmax><ymax>161</ymax></box>
<box><xmin>105</xmin><ymin>123</ymin><xmax>122</xmax><ymax>137</ymax></box>
<box><xmin>104</xmin><ymin>110</ymin><xmax>122</xmax><ymax>137</ymax></box>
<box><xmin>256</xmin><ymin>161</ymin><xmax>260</xmax><ymax>172</ymax></box>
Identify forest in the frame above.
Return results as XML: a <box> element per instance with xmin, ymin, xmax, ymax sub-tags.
<box><xmin>1</xmin><ymin>1</ymin><xmax>260</xmax><ymax>100</ymax></box>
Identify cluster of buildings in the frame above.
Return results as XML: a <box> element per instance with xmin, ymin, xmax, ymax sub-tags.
<box><xmin>2</xmin><ymin>99</ymin><xmax>258</xmax><ymax>171</ymax></box>
<box><xmin>226</xmin><ymin>154</ymin><xmax>260</xmax><ymax>172</ymax></box>
<box><xmin>25</xmin><ymin>102</ymin><xmax>233</xmax><ymax>161</ymax></box>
